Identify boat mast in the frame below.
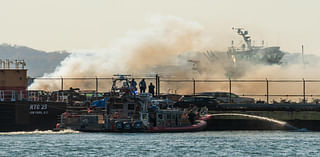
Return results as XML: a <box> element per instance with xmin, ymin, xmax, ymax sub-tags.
<box><xmin>302</xmin><ymin>45</ymin><xmax>305</xmax><ymax>69</ymax></box>
<box><xmin>232</xmin><ymin>27</ymin><xmax>252</xmax><ymax>50</ymax></box>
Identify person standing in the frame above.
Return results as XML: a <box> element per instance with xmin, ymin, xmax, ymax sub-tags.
<box><xmin>139</xmin><ymin>79</ymin><xmax>146</xmax><ymax>93</ymax></box>
<box><xmin>130</xmin><ymin>79</ymin><xmax>137</xmax><ymax>90</ymax></box>
<box><xmin>130</xmin><ymin>79</ymin><xmax>137</xmax><ymax>95</ymax></box>
<box><xmin>148</xmin><ymin>82</ymin><xmax>155</xmax><ymax>97</ymax></box>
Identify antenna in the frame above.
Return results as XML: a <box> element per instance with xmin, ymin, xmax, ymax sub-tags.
<box><xmin>15</xmin><ymin>60</ymin><xmax>19</xmax><ymax>69</ymax></box>
<box><xmin>302</xmin><ymin>45</ymin><xmax>305</xmax><ymax>69</ymax></box>
<box><xmin>20</xmin><ymin>60</ymin><xmax>26</xmax><ymax>69</ymax></box>
<box><xmin>232</xmin><ymin>27</ymin><xmax>252</xmax><ymax>50</ymax></box>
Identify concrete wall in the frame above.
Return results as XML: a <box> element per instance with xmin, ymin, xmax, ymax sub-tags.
<box><xmin>210</xmin><ymin>111</ymin><xmax>320</xmax><ymax>120</ymax></box>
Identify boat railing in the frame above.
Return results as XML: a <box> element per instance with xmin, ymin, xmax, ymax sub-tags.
<box><xmin>0</xmin><ymin>89</ymin><xmax>71</xmax><ymax>102</ymax></box>
<box><xmin>0</xmin><ymin>89</ymin><xmax>26</xmax><ymax>102</ymax></box>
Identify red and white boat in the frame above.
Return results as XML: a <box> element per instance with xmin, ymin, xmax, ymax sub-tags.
<box><xmin>55</xmin><ymin>75</ymin><xmax>208</xmax><ymax>133</ymax></box>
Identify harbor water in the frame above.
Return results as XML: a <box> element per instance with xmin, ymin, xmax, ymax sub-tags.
<box><xmin>0</xmin><ymin>130</ymin><xmax>319</xmax><ymax>156</ymax></box>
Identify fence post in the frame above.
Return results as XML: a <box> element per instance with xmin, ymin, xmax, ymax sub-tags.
<box><xmin>158</xmin><ymin>75</ymin><xmax>160</xmax><ymax>95</ymax></box>
<box><xmin>229</xmin><ymin>78</ymin><xmax>232</xmax><ymax>103</ymax></box>
<box><xmin>155</xmin><ymin>74</ymin><xmax>160</xmax><ymax>96</ymax></box>
<box><xmin>303</xmin><ymin>78</ymin><xmax>306</xmax><ymax>103</ymax></box>
<box><xmin>266</xmin><ymin>78</ymin><xmax>269</xmax><ymax>104</ymax></box>
<box><xmin>61</xmin><ymin>77</ymin><xmax>63</xmax><ymax>91</ymax></box>
<box><xmin>193</xmin><ymin>78</ymin><xmax>196</xmax><ymax>95</ymax></box>
<box><xmin>155</xmin><ymin>74</ymin><xmax>158</xmax><ymax>96</ymax></box>
<box><xmin>96</xmin><ymin>77</ymin><xmax>98</xmax><ymax>94</ymax></box>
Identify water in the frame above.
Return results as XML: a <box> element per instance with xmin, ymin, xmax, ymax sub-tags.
<box><xmin>1</xmin><ymin>131</ymin><xmax>320</xmax><ymax>156</ymax></box>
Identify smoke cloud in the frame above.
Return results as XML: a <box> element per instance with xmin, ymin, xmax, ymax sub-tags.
<box><xmin>29</xmin><ymin>16</ymin><xmax>205</xmax><ymax>90</ymax></box>
<box><xmin>29</xmin><ymin>16</ymin><xmax>320</xmax><ymax>102</ymax></box>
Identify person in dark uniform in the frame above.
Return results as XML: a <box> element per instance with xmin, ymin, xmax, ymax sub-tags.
<box><xmin>188</xmin><ymin>111</ymin><xmax>196</xmax><ymax>124</ymax></box>
<box><xmin>139</xmin><ymin>79</ymin><xmax>146</xmax><ymax>93</ymax></box>
<box><xmin>130</xmin><ymin>79</ymin><xmax>137</xmax><ymax>93</ymax></box>
<box><xmin>148</xmin><ymin>82</ymin><xmax>155</xmax><ymax>97</ymax></box>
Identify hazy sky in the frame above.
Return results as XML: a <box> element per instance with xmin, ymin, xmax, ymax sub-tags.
<box><xmin>1</xmin><ymin>0</ymin><xmax>320</xmax><ymax>54</ymax></box>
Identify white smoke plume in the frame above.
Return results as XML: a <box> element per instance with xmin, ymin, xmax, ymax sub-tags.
<box><xmin>29</xmin><ymin>16</ymin><xmax>205</xmax><ymax>90</ymax></box>
<box><xmin>29</xmin><ymin>15</ymin><xmax>320</xmax><ymax>101</ymax></box>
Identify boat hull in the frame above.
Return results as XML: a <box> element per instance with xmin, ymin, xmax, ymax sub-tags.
<box><xmin>0</xmin><ymin>101</ymin><xmax>66</xmax><ymax>132</ymax></box>
<box><xmin>150</xmin><ymin>120</ymin><xmax>207</xmax><ymax>133</ymax></box>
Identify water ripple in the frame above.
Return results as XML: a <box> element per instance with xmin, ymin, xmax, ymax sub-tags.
<box><xmin>0</xmin><ymin>131</ymin><xmax>320</xmax><ymax>156</ymax></box>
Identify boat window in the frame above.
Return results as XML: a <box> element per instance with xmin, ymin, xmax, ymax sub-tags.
<box><xmin>158</xmin><ymin>114</ymin><xmax>163</xmax><ymax>120</ymax></box>
<box><xmin>142</xmin><ymin>113</ymin><xmax>147</xmax><ymax>120</ymax></box>
<box><xmin>167</xmin><ymin>114</ymin><xmax>170</xmax><ymax>120</ymax></box>
<box><xmin>113</xmin><ymin>104</ymin><xmax>123</xmax><ymax>109</ymax></box>
<box><xmin>220</xmin><ymin>93</ymin><xmax>228</xmax><ymax>97</ymax></box>
<box><xmin>197</xmin><ymin>98</ymin><xmax>205</xmax><ymax>101</ymax></box>
<box><xmin>182</xmin><ymin>97</ymin><xmax>193</xmax><ymax>102</ymax></box>
<box><xmin>172</xmin><ymin>114</ymin><xmax>176</xmax><ymax>120</ymax></box>
<box><xmin>231</xmin><ymin>93</ymin><xmax>239</xmax><ymax>98</ymax></box>
<box><xmin>128</xmin><ymin>104</ymin><xmax>135</xmax><ymax>110</ymax></box>
<box><xmin>115</xmin><ymin>98</ymin><xmax>123</xmax><ymax>103</ymax></box>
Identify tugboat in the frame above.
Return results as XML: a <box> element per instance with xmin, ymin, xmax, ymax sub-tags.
<box><xmin>55</xmin><ymin>75</ymin><xmax>207</xmax><ymax>133</ymax></box>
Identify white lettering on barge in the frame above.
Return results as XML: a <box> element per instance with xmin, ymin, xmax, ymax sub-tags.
<box><xmin>29</xmin><ymin>104</ymin><xmax>48</xmax><ymax>115</ymax></box>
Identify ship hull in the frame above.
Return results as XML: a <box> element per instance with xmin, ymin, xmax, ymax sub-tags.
<box><xmin>0</xmin><ymin>101</ymin><xmax>66</xmax><ymax>132</ymax></box>
<box><xmin>232</xmin><ymin>46</ymin><xmax>284</xmax><ymax>65</ymax></box>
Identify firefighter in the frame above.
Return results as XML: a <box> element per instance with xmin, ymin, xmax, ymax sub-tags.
<box><xmin>139</xmin><ymin>79</ymin><xmax>146</xmax><ymax>93</ymax></box>
<box><xmin>148</xmin><ymin>82</ymin><xmax>155</xmax><ymax>97</ymax></box>
<box><xmin>130</xmin><ymin>79</ymin><xmax>137</xmax><ymax>92</ymax></box>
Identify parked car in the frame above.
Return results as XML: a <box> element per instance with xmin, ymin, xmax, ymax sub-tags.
<box><xmin>173</xmin><ymin>95</ymin><xmax>219</xmax><ymax>110</ymax></box>
<box><xmin>198</xmin><ymin>92</ymin><xmax>255</xmax><ymax>104</ymax></box>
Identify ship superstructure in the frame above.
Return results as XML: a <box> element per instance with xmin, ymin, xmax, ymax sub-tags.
<box><xmin>0</xmin><ymin>59</ymin><xmax>27</xmax><ymax>101</ymax></box>
<box><xmin>227</xmin><ymin>27</ymin><xmax>285</xmax><ymax>64</ymax></box>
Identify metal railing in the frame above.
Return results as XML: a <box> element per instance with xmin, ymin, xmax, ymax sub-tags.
<box><xmin>0</xmin><ymin>89</ymin><xmax>72</xmax><ymax>102</ymax></box>
<box><xmin>0</xmin><ymin>90</ymin><xmax>25</xmax><ymax>102</ymax></box>
<box><xmin>28</xmin><ymin>76</ymin><xmax>320</xmax><ymax>103</ymax></box>
<box><xmin>160</xmin><ymin>78</ymin><xmax>320</xmax><ymax>103</ymax></box>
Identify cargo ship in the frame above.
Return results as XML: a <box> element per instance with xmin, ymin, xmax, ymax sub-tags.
<box><xmin>227</xmin><ymin>27</ymin><xmax>285</xmax><ymax>65</ymax></box>
<box><xmin>190</xmin><ymin>27</ymin><xmax>286</xmax><ymax>77</ymax></box>
<box><xmin>0</xmin><ymin>59</ymin><xmax>67</xmax><ymax>132</ymax></box>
